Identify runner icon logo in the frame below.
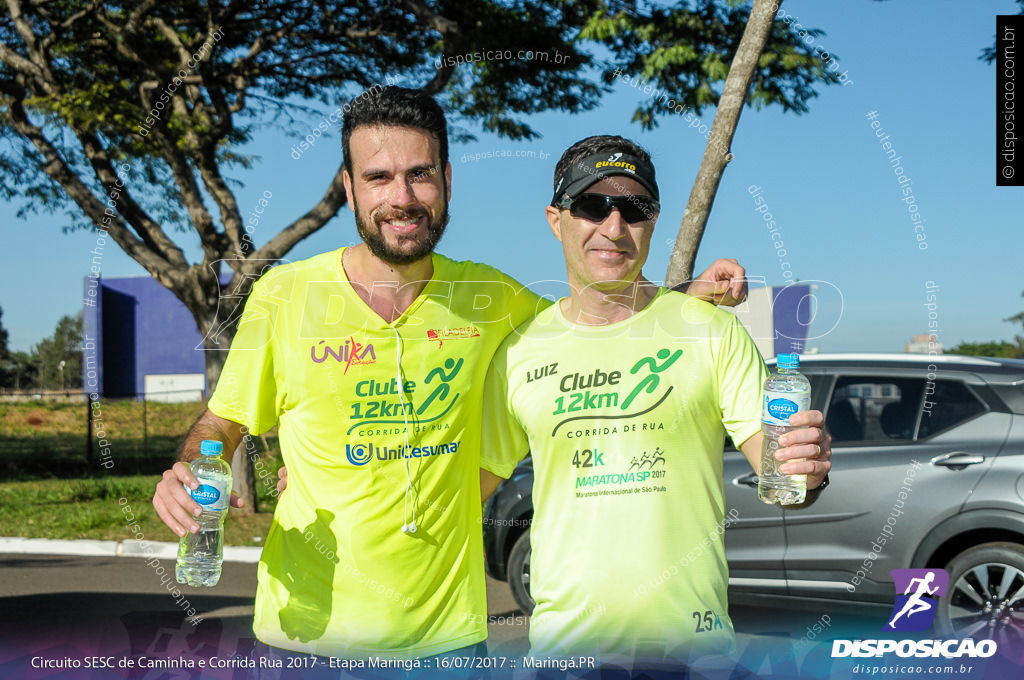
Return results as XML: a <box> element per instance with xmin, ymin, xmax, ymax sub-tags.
<box><xmin>883</xmin><ymin>568</ymin><xmax>950</xmax><ymax>632</ymax></box>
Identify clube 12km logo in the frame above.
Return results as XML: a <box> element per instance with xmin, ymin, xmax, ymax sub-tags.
<box><xmin>831</xmin><ymin>569</ymin><xmax>997</xmax><ymax>659</ymax></box>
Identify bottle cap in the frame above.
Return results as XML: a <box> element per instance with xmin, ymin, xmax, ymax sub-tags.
<box><xmin>777</xmin><ymin>353</ymin><xmax>800</xmax><ymax>369</ymax></box>
<box><xmin>200</xmin><ymin>440</ymin><xmax>224</xmax><ymax>456</ymax></box>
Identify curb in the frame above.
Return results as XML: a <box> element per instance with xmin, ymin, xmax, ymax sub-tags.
<box><xmin>0</xmin><ymin>537</ymin><xmax>263</xmax><ymax>563</ymax></box>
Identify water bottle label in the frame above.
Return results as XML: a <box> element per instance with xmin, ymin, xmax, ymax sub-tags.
<box><xmin>763</xmin><ymin>391</ymin><xmax>810</xmax><ymax>425</ymax></box>
<box><xmin>187</xmin><ymin>482</ymin><xmax>229</xmax><ymax>511</ymax></box>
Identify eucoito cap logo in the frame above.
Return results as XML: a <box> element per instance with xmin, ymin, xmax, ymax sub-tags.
<box><xmin>884</xmin><ymin>568</ymin><xmax>949</xmax><ymax>632</ymax></box>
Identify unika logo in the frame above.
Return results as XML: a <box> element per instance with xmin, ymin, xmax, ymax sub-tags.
<box><xmin>310</xmin><ymin>336</ymin><xmax>377</xmax><ymax>374</ymax></box>
<box><xmin>426</xmin><ymin>325</ymin><xmax>480</xmax><ymax>350</ymax></box>
<box><xmin>883</xmin><ymin>569</ymin><xmax>949</xmax><ymax>632</ymax></box>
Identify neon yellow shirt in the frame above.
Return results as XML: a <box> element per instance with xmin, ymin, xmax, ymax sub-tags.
<box><xmin>209</xmin><ymin>248</ymin><xmax>541</xmax><ymax>658</ymax></box>
<box><xmin>482</xmin><ymin>289</ymin><xmax>768</xmax><ymax>662</ymax></box>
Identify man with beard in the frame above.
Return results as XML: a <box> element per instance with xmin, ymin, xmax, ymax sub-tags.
<box><xmin>152</xmin><ymin>86</ymin><xmax>748</xmax><ymax>664</ymax></box>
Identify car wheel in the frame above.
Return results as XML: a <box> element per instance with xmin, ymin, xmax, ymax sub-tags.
<box><xmin>508</xmin><ymin>529</ymin><xmax>535</xmax><ymax>615</ymax></box>
<box><xmin>936</xmin><ymin>542</ymin><xmax>1024</xmax><ymax>646</ymax></box>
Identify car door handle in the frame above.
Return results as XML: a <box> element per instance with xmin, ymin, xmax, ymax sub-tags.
<box><xmin>734</xmin><ymin>472</ymin><xmax>760</xmax><ymax>488</ymax></box>
<box><xmin>931</xmin><ymin>452</ymin><xmax>986</xmax><ymax>470</ymax></box>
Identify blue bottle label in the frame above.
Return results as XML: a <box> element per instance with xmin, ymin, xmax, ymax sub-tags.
<box><xmin>763</xmin><ymin>391</ymin><xmax>810</xmax><ymax>426</ymax></box>
<box><xmin>187</xmin><ymin>482</ymin><xmax>229</xmax><ymax>511</ymax></box>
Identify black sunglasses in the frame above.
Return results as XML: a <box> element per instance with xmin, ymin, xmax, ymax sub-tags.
<box><xmin>557</xmin><ymin>193</ymin><xmax>660</xmax><ymax>224</ymax></box>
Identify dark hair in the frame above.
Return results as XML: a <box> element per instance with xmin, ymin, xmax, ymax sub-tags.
<box><xmin>341</xmin><ymin>86</ymin><xmax>449</xmax><ymax>175</ymax></box>
<box><xmin>552</xmin><ymin>135</ymin><xmax>653</xmax><ymax>199</ymax></box>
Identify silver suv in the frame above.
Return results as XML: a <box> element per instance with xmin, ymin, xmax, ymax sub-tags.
<box><xmin>484</xmin><ymin>353</ymin><xmax>1024</xmax><ymax>642</ymax></box>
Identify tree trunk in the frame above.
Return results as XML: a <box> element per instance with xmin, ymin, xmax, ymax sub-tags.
<box><xmin>191</xmin><ymin>272</ymin><xmax>258</xmax><ymax>516</ymax></box>
<box><xmin>664</xmin><ymin>0</ymin><xmax>781</xmax><ymax>287</ymax></box>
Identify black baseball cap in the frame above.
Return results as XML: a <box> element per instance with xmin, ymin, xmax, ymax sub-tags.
<box><xmin>550</xmin><ymin>152</ymin><xmax>659</xmax><ymax>206</ymax></box>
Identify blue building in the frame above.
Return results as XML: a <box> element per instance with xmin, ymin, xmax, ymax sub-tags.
<box><xmin>82</xmin><ymin>275</ymin><xmax>208</xmax><ymax>401</ymax></box>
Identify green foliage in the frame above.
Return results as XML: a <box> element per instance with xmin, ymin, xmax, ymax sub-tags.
<box><xmin>0</xmin><ymin>0</ymin><xmax>841</xmax><ymax>233</ymax></box>
<box><xmin>1</xmin><ymin>351</ymin><xmax>36</xmax><ymax>390</ymax></box>
<box><xmin>31</xmin><ymin>314</ymin><xmax>83</xmax><ymax>390</ymax></box>
<box><xmin>0</xmin><ymin>307</ymin><xmax>10</xmax><ymax>388</ymax></box>
<box><xmin>586</xmin><ymin>0</ymin><xmax>839</xmax><ymax>129</ymax></box>
<box><xmin>980</xmin><ymin>0</ymin><xmax>1024</xmax><ymax>62</ymax></box>
<box><xmin>947</xmin><ymin>341</ymin><xmax>1024</xmax><ymax>359</ymax></box>
<box><xmin>0</xmin><ymin>307</ymin><xmax>7</xmax><ymax>362</ymax></box>
<box><xmin>947</xmin><ymin>290</ymin><xmax>1024</xmax><ymax>358</ymax></box>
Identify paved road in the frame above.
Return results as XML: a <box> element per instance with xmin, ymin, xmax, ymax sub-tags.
<box><xmin>0</xmin><ymin>554</ymin><xmax>894</xmax><ymax>676</ymax></box>
<box><xmin>0</xmin><ymin>554</ymin><xmax>530</xmax><ymax>662</ymax></box>
<box><xmin>4</xmin><ymin>554</ymin><xmax>1022</xmax><ymax>680</ymax></box>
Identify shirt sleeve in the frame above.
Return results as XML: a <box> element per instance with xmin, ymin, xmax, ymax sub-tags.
<box><xmin>479</xmin><ymin>340</ymin><xmax>531</xmax><ymax>478</ymax></box>
<box><xmin>714</xmin><ymin>314</ymin><xmax>769</xmax><ymax>449</ymax></box>
<box><xmin>207</xmin><ymin>275</ymin><xmax>284</xmax><ymax>435</ymax></box>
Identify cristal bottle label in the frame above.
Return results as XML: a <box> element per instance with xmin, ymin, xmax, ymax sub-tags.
<box><xmin>762</xmin><ymin>391</ymin><xmax>810</xmax><ymax>426</ymax></box>
<box><xmin>186</xmin><ymin>480</ymin><xmax>229</xmax><ymax>511</ymax></box>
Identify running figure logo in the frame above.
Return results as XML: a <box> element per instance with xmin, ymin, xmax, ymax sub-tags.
<box><xmin>883</xmin><ymin>568</ymin><xmax>949</xmax><ymax>632</ymax></box>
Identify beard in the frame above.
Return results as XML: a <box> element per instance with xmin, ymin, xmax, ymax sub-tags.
<box><xmin>352</xmin><ymin>194</ymin><xmax>450</xmax><ymax>266</ymax></box>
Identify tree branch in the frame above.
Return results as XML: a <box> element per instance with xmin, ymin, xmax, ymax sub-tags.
<box><xmin>665</xmin><ymin>0</ymin><xmax>778</xmax><ymax>286</ymax></box>
<box><xmin>5</xmin><ymin>94</ymin><xmax>172</xmax><ymax>282</ymax></box>
<box><xmin>195</xmin><ymin>150</ymin><xmax>246</xmax><ymax>264</ymax></box>
<box><xmin>256</xmin><ymin>162</ymin><xmax>349</xmax><ymax>262</ymax></box>
<box><xmin>75</xmin><ymin>128</ymin><xmax>189</xmax><ymax>268</ymax></box>
<box><xmin>5</xmin><ymin>0</ymin><xmax>58</xmax><ymax>88</ymax></box>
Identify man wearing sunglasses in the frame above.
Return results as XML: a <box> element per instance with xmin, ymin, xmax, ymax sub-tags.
<box><xmin>481</xmin><ymin>135</ymin><xmax>832</xmax><ymax>668</ymax></box>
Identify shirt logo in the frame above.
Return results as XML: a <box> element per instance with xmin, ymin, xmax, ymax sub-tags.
<box><xmin>346</xmin><ymin>441</ymin><xmax>460</xmax><ymax>466</ymax></box>
<box><xmin>346</xmin><ymin>358</ymin><xmax>464</xmax><ymax>435</ymax></box>
<box><xmin>310</xmin><ymin>336</ymin><xmax>377</xmax><ymax>373</ymax></box>
<box><xmin>551</xmin><ymin>349</ymin><xmax>682</xmax><ymax>437</ymax></box>
<box><xmin>626</xmin><ymin>447</ymin><xmax>666</xmax><ymax>472</ymax></box>
<box><xmin>426</xmin><ymin>325</ymin><xmax>480</xmax><ymax>349</ymax></box>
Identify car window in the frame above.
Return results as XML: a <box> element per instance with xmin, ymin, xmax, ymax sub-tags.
<box><xmin>826</xmin><ymin>377</ymin><xmax>925</xmax><ymax>443</ymax></box>
<box><xmin>918</xmin><ymin>380</ymin><xmax>986</xmax><ymax>438</ymax></box>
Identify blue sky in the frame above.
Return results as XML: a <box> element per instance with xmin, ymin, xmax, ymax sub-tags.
<box><xmin>2</xmin><ymin>0</ymin><xmax>1021</xmax><ymax>354</ymax></box>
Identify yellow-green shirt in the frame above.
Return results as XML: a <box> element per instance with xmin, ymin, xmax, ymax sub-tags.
<box><xmin>209</xmin><ymin>248</ymin><xmax>541</xmax><ymax>658</ymax></box>
<box><xmin>482</xmin><ymin>289</ymin><xmax>768</xmax><ymax>662</ymax></box>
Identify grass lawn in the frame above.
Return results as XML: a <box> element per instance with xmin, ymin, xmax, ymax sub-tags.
<box><xmin>0</xmin><ymin>399</ymin><xmax>283</xmax><ymax>546</ymax></box>
<box><xmin>1</xmin><ymin>399</ymin><xmax>209</xmax><ymax>477</ymax></box>
<box><xmin>0</xmin><ymin>473</ymin><xmax>281</xmax><ymax>546</ymax></box>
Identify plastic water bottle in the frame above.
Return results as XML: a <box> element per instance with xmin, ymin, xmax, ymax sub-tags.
<box><xmin>176</xmin><ymin>440</ymin><xmax>232</xmax><ymax>586</ymax></box>
<box><xmin>758</xmin><ymin>353</ymin><xmax>811</xmax><ymax>505</ymax></box>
